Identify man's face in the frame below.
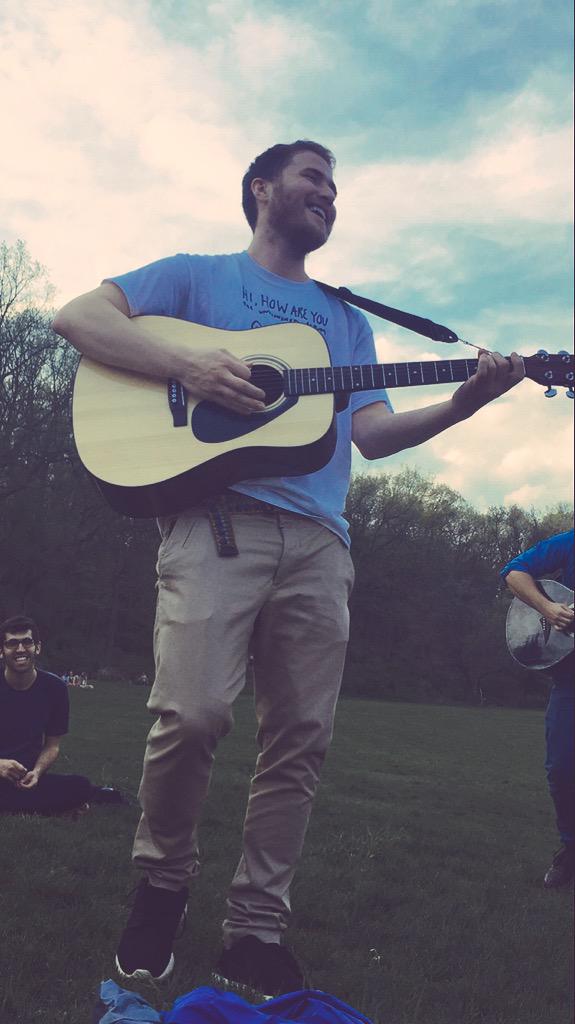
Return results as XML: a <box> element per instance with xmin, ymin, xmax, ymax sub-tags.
<box><xmin>264</xmin><ymin>150</ymin><xmax>337</xmax><ymax>254</ymax></box>
<box><xmin>1</xmin><ymin>631</ymin><xmax>39</xmax><ymax>674</ymax></box>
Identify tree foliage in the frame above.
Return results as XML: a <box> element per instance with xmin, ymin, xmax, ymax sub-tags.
<box><xmin>344</xmin><ymin>471</ymin><xmax>572</xmax><ymax>706</ymax></box>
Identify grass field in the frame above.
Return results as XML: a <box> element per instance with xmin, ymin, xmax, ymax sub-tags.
<box><xmin>0</xmin><ymin>682</ymin><xmax>573</xmax><ymax>1024</ymax></box>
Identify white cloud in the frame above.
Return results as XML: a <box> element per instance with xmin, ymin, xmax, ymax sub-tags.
<box><xmin>373</xmin><ymin>332</ymin><xmax>444</xmax><ymax>363</ymax></box>
<box><xmin>448</xmin><ymin>306</ymin><xmax>574</xmax><ymax>356</ymax></box>
<box><xmin>425</xmin><ymin>383</ymin><xmax>572</xmax><ymax>507</ymax></box>
<box><xmin>2</xmin><ymin>0</ymin><xmax>571</xmax><ymax>312</ymax></box>
<box><xmin>306</xmin><ymin>112</ymin><xmax>568</xmax><ymax>311</ymax></box>
<box><xmin>504</xmin><ymin>483</ymin><xmax>546</xmax><ymax>506</ymax></box>
<box><xmin>354</xmin><ymin>346</ymin><xmax>573</xmax><ymax>510</ymax></box>
<box><xmin>308</xmin><ymin>73</ymin><xmax>573</xmax><ymax>299</ymax></box>
<box><xmin>226</xmin><ymin>13</ymin><xmax>330</xmax><ymax>77</ymax></box>
<box><xmin>310</xmin><ymin>125</ymin><xmax>572</xmax><ymax>295</ymax></box>
<box><xmin>0</xmin><ymin>0</ymin><xmax>256</xmax><ymax>301</ymax></box>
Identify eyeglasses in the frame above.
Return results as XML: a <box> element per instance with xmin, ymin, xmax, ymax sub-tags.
<box><xmin>3</xmin><ymin>638</ymin><xmax>37</xmax><ymax>650</ymax></box>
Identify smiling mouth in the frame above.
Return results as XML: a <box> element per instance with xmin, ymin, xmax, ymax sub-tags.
<box><xmin>308</xmin><ymin>205</ymin><xmax>328</xmax><ymax>225</ymax></box>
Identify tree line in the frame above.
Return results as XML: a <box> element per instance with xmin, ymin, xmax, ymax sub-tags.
<box><xmin>1</xmin><ymin>241</ymin><xmax>572</xmax><ymax>706</ymax></box>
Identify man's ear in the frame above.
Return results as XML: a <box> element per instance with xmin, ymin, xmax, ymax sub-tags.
<box><xmin>35</xmin><ymin>642</ymin><xmax>42</xmax><ymax>655</ymax></box>
<box><xmin>251</xmin><ymin>177</ymin><xmax>272</xmax><ymax>204</ymax></box>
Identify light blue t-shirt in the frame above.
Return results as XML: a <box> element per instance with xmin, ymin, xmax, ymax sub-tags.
<box><xmin>108</xmin><ymin>251</ymin><xmax>391</xmax><ymax>545</ymax></box>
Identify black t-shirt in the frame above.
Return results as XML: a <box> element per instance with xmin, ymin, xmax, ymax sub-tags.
<box><xmin>0</xmin><ymin>669</ymin><xmax>69</xmax><ymax>770</ymax></box>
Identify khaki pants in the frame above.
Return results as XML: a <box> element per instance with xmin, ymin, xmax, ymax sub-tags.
<box><xmin>133</xmin><ymin>506</ymin><xmax>354</xmax><ymax>945</ymax></box>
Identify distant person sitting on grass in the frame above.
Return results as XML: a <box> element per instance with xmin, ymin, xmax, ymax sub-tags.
<box><xmin>501</xmin><ymin>528</ymin><xmax>574</xmax><ymax>889</ymax></box>
<box><xmin>0</xmin><ymin>615</ymin><xmax>124</xmax><ymax>815</ymax></box>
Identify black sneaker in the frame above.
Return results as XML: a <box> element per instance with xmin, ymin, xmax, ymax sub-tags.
<box><xmin>543</xmin><ymin>846</ymin><xmax>575</xmax><ymax>888</ymax></box>
<box><xmin>115</xmin><ymin>879</ymin><xmax>188</xmax><ymax>982</ymax></box>
<box><xmin>213</xmin><ymin>936</ymin><xmax>306</xmax><ymax>999</ymax></box>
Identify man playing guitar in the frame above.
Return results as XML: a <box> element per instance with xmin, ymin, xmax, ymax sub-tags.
<box><xmin>502</xmin><ymin>529</ymin><xmax>574</xmax><ymax>888</ymax></box>
<box><xmin>53</xmin><ymin>140</ymin><xmax>523</xmax><ymax>995</ymax></box>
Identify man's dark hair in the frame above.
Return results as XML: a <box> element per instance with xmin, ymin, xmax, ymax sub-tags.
<box><xmin>241</xmin><ymin>140</ymin><xmax>335</xmax><ymax>231</ymax></box>
<box><xmin>0</xmin><ymin>614</ymin><xmax>40</xmax><ymax>645</ymax></box>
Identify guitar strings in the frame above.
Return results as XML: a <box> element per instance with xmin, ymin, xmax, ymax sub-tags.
<box><xmin>243</xmin><ymin>360</ymin><xmax>480</xmax><ymax>386</ymax></box>
<box><xmin>245</xmin><ymin>356</ymin><xmax>481</xmax><ymax>382</ymax></box>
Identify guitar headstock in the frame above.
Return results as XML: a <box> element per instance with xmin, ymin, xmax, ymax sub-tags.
<box><xmin>524</xmin><ymin>350</ymin><xmax>574</xmax><ymax>398</ymax></box>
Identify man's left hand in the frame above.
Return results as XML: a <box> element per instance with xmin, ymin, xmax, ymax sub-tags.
<box><xmin>17</xmin><ymin>769</ymin><xmax>40</xmax><ymax>789</ymax></box>
<box><xmin>452</xmin><ymin>350</ymin><xmax>524</xmax><ymax>419</ymax></box>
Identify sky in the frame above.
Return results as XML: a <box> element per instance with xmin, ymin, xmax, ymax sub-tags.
<box><xmin>1</xmin><ymin>0</ymin><xmax>573</xmax><ymax>513</ymax></box>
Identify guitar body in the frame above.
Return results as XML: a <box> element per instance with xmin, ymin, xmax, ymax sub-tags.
<box><xmin>506</xmin><ymin>580</ymin><xmax>575</xmax><ymax>670</ymax></box>
<box><xmin>72</xmin><ymin>314</ymin><xmax>574</xmax><ymax>517</ymax></box>
<box><xmin>72</xmin><ymin>317</ymin><xmax>336</xmax><ymax>516</ymax></box>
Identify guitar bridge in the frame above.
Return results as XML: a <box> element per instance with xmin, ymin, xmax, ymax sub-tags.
<box><xmin>539</xmin><ymin>616</ymin><xmax>551</xmax><ymax>645</ymax></box>
<box><xmin>167</xmin><ymin>379</ymin><xmax>188</xmax><ymax>427</ymax></box>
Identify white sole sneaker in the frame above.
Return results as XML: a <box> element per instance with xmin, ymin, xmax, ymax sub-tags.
<box><xmin>115</xmin><ymin>951</ymin><xmax>175</xmax><ymax>983</ymax></box>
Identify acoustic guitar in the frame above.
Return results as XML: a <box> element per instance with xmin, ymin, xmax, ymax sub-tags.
<box><xmin>72</xmin><ymin>316</ymin><xmax>574</xmax><ymax>516</ymax></box>
<box><xmin>506</xmin><ymin>580</ymin><xmax>574</xmax><ymax>670</ymax></box>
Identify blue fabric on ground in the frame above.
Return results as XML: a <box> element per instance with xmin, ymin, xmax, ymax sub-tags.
<box><xmin>165</xmin><ymin>986</ymin><xmax>375</xmax><ymax>1024</ymax></box>
<box><xmin>95</xmin><ymin>979</ymin><xmax>162</xmax><ymax>1023</ymax></box>
<box><xmin>95</xmin><ymin>982</ymin><xmax>375</xmax><ymax>1024</ymax></box>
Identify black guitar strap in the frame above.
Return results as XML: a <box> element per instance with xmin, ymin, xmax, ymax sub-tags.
<box><xmin>314</xmin><ymin>280</ymin><xmax>459</xmax><ymax>344</ymax></box>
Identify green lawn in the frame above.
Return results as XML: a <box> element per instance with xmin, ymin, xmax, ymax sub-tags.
<box><xmin>0</xmin><ymin>683</ymin><xmax>572</xmax><ymax>1024</ymax></box>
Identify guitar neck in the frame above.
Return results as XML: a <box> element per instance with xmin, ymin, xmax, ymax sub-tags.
<box><xmin>284</xmin><ymin>357</ymin><xmax>481</xmax><ymax>396</ymax></box>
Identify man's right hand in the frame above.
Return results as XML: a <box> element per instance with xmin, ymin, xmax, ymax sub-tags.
<box><xmin>52</xmin><ymin>285</ymin><xmax>268</xmax><ymax>418</ymax></box>
<box><xmin>0</xmin><ymin>758</ymin><xmax>27</xmax><ymax>784</ymax></box>
<box><xmin>544</xmin><ymin>601</ymin><xmax>575</xmax><ymax>632</ymax></box>
<box><xmin>180</xmin><ymin>348</ymin><xmax>267</xmax><ymax>416</ymax></box>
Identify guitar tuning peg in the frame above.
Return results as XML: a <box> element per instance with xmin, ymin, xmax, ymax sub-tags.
<box><xmin>537</xmin><ymin>349</ymin><xmax>549</xmax><ymax>359</ymax></box>
<box><xmin>567</xmin><ymin>388</ymin><xmax>574</xmax><ymax>399</ymax></box>
<box><xmin>544</xmin><ymin>387</ymin><xmax>557</xmax><ymax>398</ymax></box>
<box><xmin>558</xmin><ymin>350</ymin><xmax>569</xmax><ymax>356</ymax></box>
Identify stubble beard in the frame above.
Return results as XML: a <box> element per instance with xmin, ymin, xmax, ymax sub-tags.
<box><xmin>267</xmin><ymin>188</ymin><xmax>329</xmax><ymax>257</ymax></box>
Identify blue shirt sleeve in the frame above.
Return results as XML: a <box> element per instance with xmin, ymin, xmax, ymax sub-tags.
<box><xmin>105</xmin><ymin>254</ymin><xmax>193</xmax><ymax>318</ymax></box>
<box><xmin>500</xmin><ymin>529</ymin><xmax>574</xmax><ymax>589</ymax></box>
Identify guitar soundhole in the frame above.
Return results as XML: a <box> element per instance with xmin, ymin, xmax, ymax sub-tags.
<box><xmin>249</xmin><ymin>364</ymin><xmax>284</xmax><ymax>406</ymax></box>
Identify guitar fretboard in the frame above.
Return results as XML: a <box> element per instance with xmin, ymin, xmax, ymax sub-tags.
<box><xmin>284</xmin><ymin>358</ymin><xmax>480</xmax><ymax>395</ymax></box>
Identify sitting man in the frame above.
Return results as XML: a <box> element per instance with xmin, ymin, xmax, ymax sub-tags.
<box><xmin>0</xmin><ymin>614</ymin><xmax>123</xmax><ymax>814</ymax></box>
<box><xmin>501</xmin><ymin>528</ymin><xmax>574</xmax><ymax>888</ymax></box>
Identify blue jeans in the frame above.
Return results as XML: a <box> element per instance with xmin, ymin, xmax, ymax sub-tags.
<box><xmin>545</xmin><ymin>655</ymin><xmax>574</xmax><ymax>849</ymax></box>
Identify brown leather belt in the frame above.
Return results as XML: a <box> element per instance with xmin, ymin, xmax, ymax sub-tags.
<box><xmin>194</xmin><ymin>490</ymin><xmax>280</xmax><ymax>556</ymax></box>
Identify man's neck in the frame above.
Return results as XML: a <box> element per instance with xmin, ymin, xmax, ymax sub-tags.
<box><xmin>3</xmin><ymin>667</ymin><xmax>37</xmax><ymax>691</ymax></box>
<box><xmin>247</xmin><ymin>235</ymin><xmax>309</xmax><ymax>282</ymax></box>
